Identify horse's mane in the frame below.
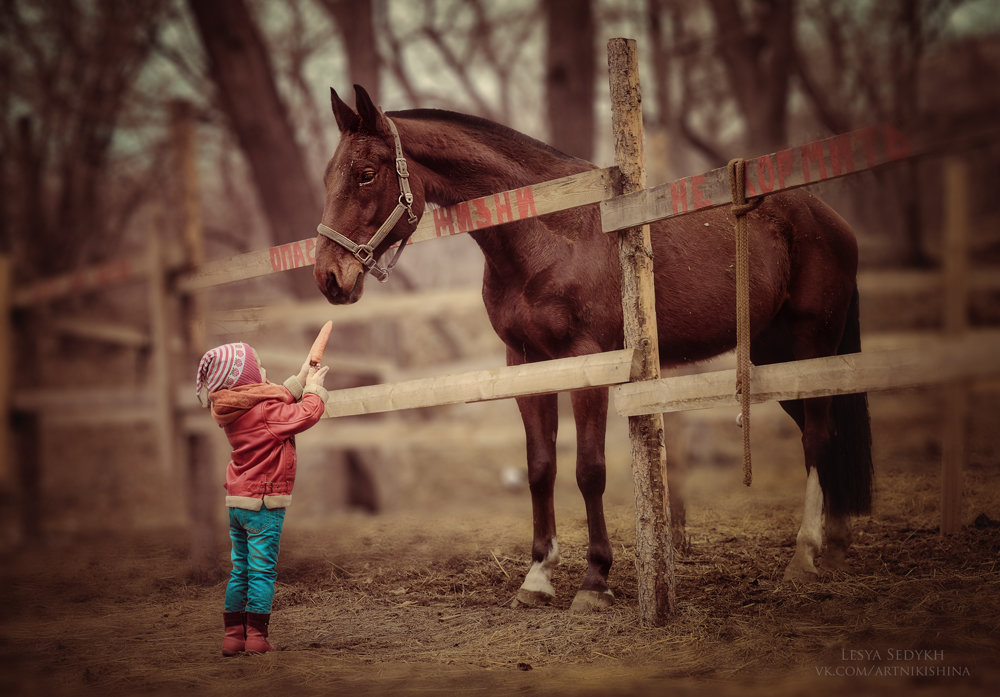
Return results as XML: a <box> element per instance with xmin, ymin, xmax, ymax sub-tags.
<box><xmin>387</xmin><ymin>108</ymin><xmax>583</xmax><ymax>164</ymax></box>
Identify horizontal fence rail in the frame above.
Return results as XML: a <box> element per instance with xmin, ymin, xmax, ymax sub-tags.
<box><xmin>601</xmin><ymin>124</ymin><xmax>1000</xmax><ymax>233</ymax></box>
<box><xmin>13</xmin><ymin>254</ymin><xmax>148</xmax><ymax>307</ymax></box>
<box><xmin>322</xmin><ymin>349</ymin><xmax>638</xmax><ymax>418</ymax></box>
<box><xmin>171</xmin><ymin>123</ymin><xmax>998</xmax><ymax>295</ymax></box>
<box><xmin>613</xmin><ymin>331</ymin><xmax>1000</xmax><ymax>416</ymax></box>
<box><xmin>17</xmin><ymin>125</ymin><xmax>998</xmax><ymax>305</ymax></box>
<box><xmin>15</xmin><ymin>331</ymin><xmax>997</xmax><ymax>422</ymax></box>
<box><xmin>177</xmin><ymin>168</ymin><xmax>619</xmax><ymax>292</ymax></box>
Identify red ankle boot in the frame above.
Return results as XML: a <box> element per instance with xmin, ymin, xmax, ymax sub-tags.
<box><xmin>222</xmin><ymin>612</ymin><xmax>246</xmax><ymax>656</ymax></box>
<box><xmin>245</xmin><ymin>612</ymin><xmax>274</xmax><ymax>654</ymax></box>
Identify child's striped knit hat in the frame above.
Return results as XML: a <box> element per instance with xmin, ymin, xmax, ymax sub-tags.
<box><xmin>195</xmin><ymin>343</ymin><xmax>262</xmax><ymax>407</ymax></box>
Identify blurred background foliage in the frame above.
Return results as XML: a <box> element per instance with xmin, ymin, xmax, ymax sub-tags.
<box><xmin>2</xmin><ymin>0</ymin><xmax>999</xmax><ymax>286</ymax></box>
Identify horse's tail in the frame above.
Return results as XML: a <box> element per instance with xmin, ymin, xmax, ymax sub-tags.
<box><xmin>819</xmin><ymin>286</ymin><xmax>874</xmax><ymax>517</ymax></box>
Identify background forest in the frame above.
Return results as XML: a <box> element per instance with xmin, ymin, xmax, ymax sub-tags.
<box><xmin>4</xmin><ymin>0</ymin><xmax>1000</xmax><ymax>291</ymax></box>
<box><xmin>3</xmin><ymin>4</ymin><xmax>1000</xmax><ymax>695</ymax></box>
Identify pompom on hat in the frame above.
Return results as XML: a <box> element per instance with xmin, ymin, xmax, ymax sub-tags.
<box><xmin>195</xmin><ymin>343</ymin><xmax>263</xmax><ymax>407</ymax></box>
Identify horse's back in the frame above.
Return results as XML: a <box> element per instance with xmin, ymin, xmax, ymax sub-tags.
<box><xmin>647</xmin><ymin>189</ymin><xmax>858</xmax><ymax>365</ymax></box>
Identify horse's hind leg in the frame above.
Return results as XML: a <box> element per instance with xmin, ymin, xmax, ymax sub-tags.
<box><xmin>753</xmin><ymin>325</ymin><xmax>837</xmax><ymax>582</ymax></box>
<box><xmin>512</xmin><ymin>390</ymin><xmax>561</xmax><ymax>606</ymax></box>
<box><xmin>569</xmin><ymin>387</ymin><xmax>614</xmax><ymax>612</ymax></box>
<box><xmin>783</xmin><ymin>390</ymin><xmax>865</xmax><ymax>581</ymax></box>
<box><xmin>784</xmin><ymin>398</ymin><xmax>833</xmax><ymax>582</ymax></box>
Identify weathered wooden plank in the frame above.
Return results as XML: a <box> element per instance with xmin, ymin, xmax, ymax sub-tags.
<box><xmin>857</xmin><ymin>269</ymin><xmax>1000</xmax><ymax>296</ymax></box>
<box><xmin>322</xmin><ymin>349</ymin><xmax>637</xmax><ymax>418</ymax></box>
<box><xmin>598</xmin><ymin>125</ymin><xmax>1000</xmax><ymax>233</ymax></box>
<box><xmin>43</xmin><ymin>406</ymin><xmax>159</xmax><ymax>426</ymax></box>
<box><xmin>13</xmin><ymin>254</ymin><xmax>147</xmax><ymax>307</ymax></box>
<box><xmin>148</xmin><ymin>217</ymin><xmax>178</xmax><ymax>475</ymax></box>
<box><xmin>13</xmin><ymin>387</ymin><xmax>154</xmax><ymax>412</ymax></box>
<box><xmin>612</xmin><ymin>331</ymin><xmax>1000</xmax><ymax>417</ymax></box>
<box><xmin>20</xmin><ymin>124</ymin><xmax>999</xmax><ymax>300</ymax></box>
<box><xmin>51</xmin><ymin>318</ymin><xmax>150</xmax><ymax>348</ymax></box>
<box><xmin>608</xmin><ymin>37</ymin><xmax>675</xmax><ymax>626</ymax></box>
<box><xmin>171</xmin><ymin>101</ymin><xmax>218</xmax><ymax>580</ymax></box>
<box><xmin>177</xmin><ymin>168</ymin><xmax>618</xmax><ymax>292</ymax></box>
<box><xmin>411</xmin><ymin>167</ymin><xmax>617</xmax><ymax>242</ymax></box>
<box><xmin>941</xmin><ymin>159</ymin><xmax>970</xmax><ymax>535</ymax></box>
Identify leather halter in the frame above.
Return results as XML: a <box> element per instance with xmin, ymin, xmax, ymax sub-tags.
<box><xmin>316</xmin><ymin>117</ymin><xmax>418</xmax><ymax>283</ymax></box>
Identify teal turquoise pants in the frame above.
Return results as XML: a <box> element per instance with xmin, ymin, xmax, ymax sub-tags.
<box><xmin>224</xmin><ymin>505</ymin><xmax>287</xmax><ymax>614</ymax></box>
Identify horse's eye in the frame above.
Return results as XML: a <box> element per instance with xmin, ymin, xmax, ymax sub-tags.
<box><xmin>359</xmin><ymin>170</ymin><xmax>376</xmax><ymax>185</ymax></box>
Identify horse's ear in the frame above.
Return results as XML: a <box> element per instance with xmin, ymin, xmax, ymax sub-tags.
<box><xmin>353</xmin><ymin>84</ymin><xmax>389</xmax><ymax>135</ymax></box>
<box><xmin>331</xmin><ymin>87</ymin><xmax>360</xmax><ymax>133</ymax></box>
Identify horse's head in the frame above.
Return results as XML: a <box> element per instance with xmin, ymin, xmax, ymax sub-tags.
<box><xmin>315</xmin><ymin>85</ymin><xmax>424</xmax><ymax>304</ymax></box>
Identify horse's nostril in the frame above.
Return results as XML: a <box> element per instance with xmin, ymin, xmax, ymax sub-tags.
<box><xmin>315</xmin><ymin>269</ymin><xmax>342</xmax><ymax>301</ymax></box>
<box><xmin>326</xmin><ymin>271</ymin><xmax>341</xmax><ymax>292</ymax></box>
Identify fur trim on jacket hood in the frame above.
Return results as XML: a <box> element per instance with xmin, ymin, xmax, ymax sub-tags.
<box><xmin>210</xmin><ymin>383</ymin><xmax>296</xmax><ymax>426</ymax></box>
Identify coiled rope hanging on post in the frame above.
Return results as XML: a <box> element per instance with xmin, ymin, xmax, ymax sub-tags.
<box><xmin>728</xmin><ymin>158</ymin><xmax>760</xmax><ymax>487</ymax></box>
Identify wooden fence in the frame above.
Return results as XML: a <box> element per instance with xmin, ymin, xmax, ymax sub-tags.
<box><xmin>4</xmin><ymin>39</ymin><xmax>1000</xmax><ymax>626</ymax></box>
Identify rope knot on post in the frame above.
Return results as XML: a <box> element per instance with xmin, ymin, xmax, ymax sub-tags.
<box><xmin>727</xmin><ymin>158</ymin><xmax>760</xmax><ymax>487</ymax></box>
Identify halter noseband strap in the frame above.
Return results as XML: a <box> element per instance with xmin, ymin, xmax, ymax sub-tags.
<box><xmin>316</xmin><ymin>116</ymin><xmax>418</xmax><ymax>283</ymax></box>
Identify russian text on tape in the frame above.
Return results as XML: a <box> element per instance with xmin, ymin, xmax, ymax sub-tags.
<box><xmin>600</xmin><ymin>125</ymin><xmax>911</xmax><ymax>232</ymax></box>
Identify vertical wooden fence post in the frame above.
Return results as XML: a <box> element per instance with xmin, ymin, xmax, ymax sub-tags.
<box><xmin>171</xmin><ymin>100</ymin><xmax>217</xmax><ymax>579</ymax></box>
<box><xmin>607</xmin><ymin>37</ymin><xmax>676</xmax><ymax>625</ymax></box>
<box><xmin>940</xmin><ymin>158</ymin><xmax>969</xmax><ymax>535</ymax></box>
<box><xmin>148</xmin><ymin>208</ymin><xmax>177</xmax><ymax>476</ymax></box>
<box><xmin>11</xmin><ymin>309</ymin><xmax>42</xmax><ymax>541</ymax></box>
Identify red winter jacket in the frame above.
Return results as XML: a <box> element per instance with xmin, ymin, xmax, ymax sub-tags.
<box><xmin>209</xmin><ymin>377</ymin><xmax>327</xmax><ymax>510</ymax></box>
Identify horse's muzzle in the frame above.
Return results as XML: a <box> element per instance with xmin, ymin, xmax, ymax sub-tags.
<box><xmin>316</xmin><ymin>266</ymin><xmax>365</xmax><ymax>305</ymax></box>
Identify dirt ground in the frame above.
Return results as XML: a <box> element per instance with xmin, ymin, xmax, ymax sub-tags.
<box><xmin>2</xmin><ymin>385</ymin><xmax>999</xmax><ymax>697</ymax></box>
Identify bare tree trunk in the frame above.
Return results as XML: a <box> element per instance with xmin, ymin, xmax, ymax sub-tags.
<box><xmin>892</xmin><ymin>1</ymin><xmax>930</xmax><ymax>267</ymax></box>
<box><xmin>187</xmin><ymin>0</ymin><xmax>320</xmax><ymax>295</ymax></box>
<box><xmin>708</xmin><ymin>0</ymin><xmax>795</xmax><ymax>154</ymax></box>
<box><xmin>647</xmin><ymin>0</ymin><xmax>672</xmax><ymax>130</ymax></box>
<box><xmin>318</xmin><ymin>0</ymin><xmax>380</xmax><ymax>102</ymax></box>
<box><xmin>3</xmin><ymin>1</ymin><xmax>164</xmax><ymax>278</ymax></box>
<box><xmin>544</xmin><ymin>0</ymin><xmax>595</xmax><ymax>160</ymax></box>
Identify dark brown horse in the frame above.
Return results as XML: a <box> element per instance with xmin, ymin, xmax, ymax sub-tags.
<box><xmin>315</xmin><ymin>85</ymin><xmax>873</xmax><ymax>610</ymax></box>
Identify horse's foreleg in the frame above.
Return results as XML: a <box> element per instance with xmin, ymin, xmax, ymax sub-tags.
<box><xmin>513</xmin><ymin>391</ymin><xmax>560</xmax><ymax>606</ymax></box>
<box><xmin>569</xmin><ymin>387</ymin><xmax>615</xmax><ymax>612</ymax></box>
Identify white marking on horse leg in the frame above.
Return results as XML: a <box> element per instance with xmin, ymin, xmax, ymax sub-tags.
<box><xmin>514</xmin><ymin>538</ymin><xmax>559</xmax><ymax>606</ymax></box>
<box><xmin>784</xmin><ymin>467</ymin><xmax>824</xmax><ymax>582</ymax></box>
<box><xmin>521</xmin><ymin>538</ymin><xmax>559</xmax><ymax>593</ymax></box>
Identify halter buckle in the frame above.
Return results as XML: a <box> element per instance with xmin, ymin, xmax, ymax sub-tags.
<box><xmin>354</xmin><ymin>244</ymin><xmax>375</xmax><ymax>265</ymax></box>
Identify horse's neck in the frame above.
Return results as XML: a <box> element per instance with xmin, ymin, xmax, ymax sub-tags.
<box><xmin>399</xmin><ymin>120</ymin><xmax>538</xmax><ymax>204</ymax></box>
<box><xmin>397</xmin><ymin>117</ymin><xmax>585</xmax><ymax>274</ymax></box>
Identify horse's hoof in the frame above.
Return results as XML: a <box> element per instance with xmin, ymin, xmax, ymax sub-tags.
<box><xmin>782</xmin><ymin>563</ymin><xmax>820</xmax><ymax>583</ymax></box>
<box><xmin>823</xmin><ymin>549</ymin><xmax>851</xmax><ymax>573</ymax></box>
<box><xmin>513</xmin><ymin>588</ymin><xmax>554</xmax><ymax>608</ymax></box>
<box><xmin>569</xmin><ymin>589</ymin><xmax>614</xmax><ymax>613</ymax></box>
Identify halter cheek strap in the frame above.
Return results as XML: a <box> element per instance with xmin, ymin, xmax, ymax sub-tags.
<box><xmin>317</xmin><ymin>117</ymin><xmax>418</xmax><ymax>283</ymax></box>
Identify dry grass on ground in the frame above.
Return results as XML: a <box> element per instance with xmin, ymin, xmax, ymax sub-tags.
<box><xmin>2</xmin><ymin>423</ymin><xmax>998</xmax><ymax>697</ymax></box>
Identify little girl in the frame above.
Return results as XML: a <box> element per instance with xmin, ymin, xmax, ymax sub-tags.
<box><xmin>195</xmin><ymin>342</ymin><xmax>329</xmax><ymax>656</ymax></box>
